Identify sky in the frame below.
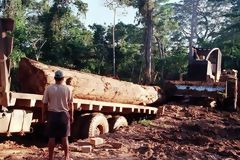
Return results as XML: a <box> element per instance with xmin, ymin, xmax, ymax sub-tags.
<box><xmin>81</xmin><ymin>0</ymin><xmax>180</xmax><ymax>27</ymax></box>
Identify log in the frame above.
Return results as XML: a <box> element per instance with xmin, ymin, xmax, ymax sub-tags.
<box><xmin>18</xmin><ymin>58</ymin><xmax>161</xmax><ymax>105</ymax></box>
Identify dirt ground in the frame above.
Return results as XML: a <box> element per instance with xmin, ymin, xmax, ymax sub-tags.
<box><xmin>0</xmin><ymin>104</ymin><xmax>240</xmax><ymax>160</ymax></box>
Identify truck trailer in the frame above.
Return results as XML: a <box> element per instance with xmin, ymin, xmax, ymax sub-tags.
<box><xmin>0</xmin><ymin>18</ymin><xmax>158</xmax><ymax>138</ymax></box>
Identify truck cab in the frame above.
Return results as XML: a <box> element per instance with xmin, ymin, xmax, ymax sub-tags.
<box><xmin>187</xmin><ymin>47</ymin><xmax>222</xmax><ymax>82</ymax></box>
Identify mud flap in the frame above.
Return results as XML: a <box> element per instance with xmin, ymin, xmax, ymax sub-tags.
<box><xmin>0</xmin><ymin>109</ymin><xmax>33</xmax><ymax>134</ymax></box>
<box><xmin>0</xmin><ymin>111</ymin><xmax>11</xmax><ymax>133</ymax></box>
<box><xmin>225</xmin><ymin>78</ymin><xmax>238</xmax><ymax>111</ymax></box>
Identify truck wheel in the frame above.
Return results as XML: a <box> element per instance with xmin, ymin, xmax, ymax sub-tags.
<box><xmin>86</xmin><ymin>113</ymin><xmax>109</xmax><ymax>137</ymax></box>
<box><xmin>71</xmin><ymin>113</ymin><xmax>91</xmax><ymax>139</ymax></box>
<box><xmin>108</xmin><ymin>116</ymin><xmax>128</xmax><ymax>132</ymax></box>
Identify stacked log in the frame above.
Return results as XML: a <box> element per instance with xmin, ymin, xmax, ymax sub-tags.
<box><xmin>18</xmin><ymin>58</ymin><xmax>161</xmax><ymax>105</ymax></box>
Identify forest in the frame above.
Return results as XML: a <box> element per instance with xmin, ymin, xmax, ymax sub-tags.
<box><xmin>0</xmin><ymin>1</ymin><xmax>240</xmax><ymax>159</ymax></box>
<box><xmin>1</xmin><ymin>0</ymin><xmax>240</xmax><ymax>85</ymax></box>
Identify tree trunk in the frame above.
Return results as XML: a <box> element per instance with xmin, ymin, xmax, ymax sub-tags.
<box><xmin>18</xmin><ymin>58</ymin><xmax>162</xmax><ymax>105</ymax></box>
<box><xmin>189</xmin><ymin>0</ymin><xmax>199</xmax><ymax>63</ymax></box>
<box><xmin>143</xmin><ymin>1</ymin><xmax>154</xmax><ymax>84</ymax></box>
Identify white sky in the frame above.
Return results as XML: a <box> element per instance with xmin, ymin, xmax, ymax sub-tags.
<box><xmin>81</xmin><ymin>0</ymin><xmax>180</xmax><ymax>27</ymax></box>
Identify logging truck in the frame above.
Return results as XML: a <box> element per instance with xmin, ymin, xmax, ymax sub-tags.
<box><xmin>0</xmin><ymin>19</ymin><xmax>159</xmax><ymax>138</ymax></box>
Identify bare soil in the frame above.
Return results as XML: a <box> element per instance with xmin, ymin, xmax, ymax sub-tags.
<box><xmin>0</xmin><ymin>104</ymin><xmax>240</xmax><ymax>160</ymax></box>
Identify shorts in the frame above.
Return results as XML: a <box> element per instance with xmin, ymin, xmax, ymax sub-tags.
<box><xmin>46</xmin><ymin>111</ymin><xmax>70</xmax><ymax>138</ymax></box>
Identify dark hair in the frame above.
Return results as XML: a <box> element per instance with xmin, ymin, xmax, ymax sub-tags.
<box><xmin>54</xmin><ymin>77</ymin><xmax>64</xmax><ymax>81</ymax></box>
<box><xmin>66</xmin><ymin>77</ymin><xmax>73</xmax><ymax>85</ymax></box>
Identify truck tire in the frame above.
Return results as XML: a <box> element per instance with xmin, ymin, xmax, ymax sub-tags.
<box><xmin>108</xmin><ymin>116</ymin><xmax>128</xmax><ymax>133</ymax></box>
<box><xmin>71</xmin><ymin>113</ymin><xmax>91</xmax><ymax>139</ymax></box>
<box><xmin>85</xmin><ymin>113</ymin><xmax>109</xmax><ymax>138</ymax></box>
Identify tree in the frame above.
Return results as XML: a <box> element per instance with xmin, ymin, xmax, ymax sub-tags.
<box><xmin>1</xmin><ymin>0</ymin><xmax>30</xmax><ymax>67</ymax></box>
<box><xmin>135</xmin><ymin>0</ymin><xmax>155</xmax><ymax>84</ymax></box>
<box><xmin>112</xmin><ymin>0</ymin><xmax>187</xmax><ymax>84</ymax></box>
<box><xmin>89</xmin><ymin>24</ymin><xmax>109</xmax><ymax>74</ymax></box>
<box><xmin>211</xmin><ymin>0</ymin><xmax>240</xmax><ymax>70</ymax></box>
<box><xmin>38</xmin><ymin>0</ymin><xmax>89</xmax><ymax>66</ymax></box>
<box><xmin>104</xmin><ymin>0</ymin><xmax>129</xmax><ymax>77</ymax></box>
<box><xmin>172</xmin><ymin>0</ymin><xmax>231</xmax><ymax>48</ymax></box>
<box><xmin>105</xmin><ymin>22</ymin><xmax>144</xmax><ymax>82</ymax></box>
<box><xmin>152</xmin><ymin>2</ymin><xmax>179</xmax><ymax>83</ymax></box>
<box><xmin>153</xmin><ymin>3</ymin><xmax>177</xmax><ymax>59</ymax></box>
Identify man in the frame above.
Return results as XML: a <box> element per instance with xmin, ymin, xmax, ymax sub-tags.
<box><xmin>43</xmin><ymin>70</ymin><xmax>74</xmax><ymax>160</ymax></box>
<box><xmin>66</xmin><ymin>77</ymin><xmax>74</xmax><ymax>94</ymax></box>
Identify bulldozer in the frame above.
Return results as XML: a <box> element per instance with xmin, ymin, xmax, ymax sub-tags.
<box><xmin>164</xmin><ymin>47</ymin><xmax>238</xmax><ymax>111</ymax></box>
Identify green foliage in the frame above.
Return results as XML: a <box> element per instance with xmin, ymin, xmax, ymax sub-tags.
<box><xmin>210</xmin><ymin>0</ymin><xmax>240</xmax><ymax>71</ymax></box>
<box><xmin>138</xmin><ymin>119</ymin><xmax>152</xmax><ymax>126</ymax></box>
<box><xmin>117</xmin><ymin>43</ymin><xmax>143</xmax><ymax>81</ymax></box>
<box><xmin>154</xmin><ymin>3</ymin><xmax>178</xmax><ymax>41</ymax></box>
<box><xmin>1</xmin><ymin>0</ymin><xmax>30</xmax><ymax>66</ymax></box>
<box><xmin>73</xmin><ymin>0</ymin><xmax>88</xmax><ymax>16</ymax></box>
<box><xmin>172</xmin><ymin>0</ymin><xmax>230</xmax><ymax>48</ymax></box>
<box><xmin>89</xmin><ymin>24</ymin><xmax>110</xmax><ymax>74</ymax></box>
<box><xmin>35</xmin><ymin>0</ymin><xmax>90</xmax><ymax>69</ymax></box>
<box><xmin>155</xmin><ymin>49</ymin><xmax>188</xmax><ymax>82</ymax></box>
<box><xmin>1</xmin><ymin>0</ymin><xmax>240</xmax><ymax>87</ymax></box>
<box><xmin>11</xmin><ymin>49</ymin><xmax>26</xmax><ymax>67</ymax></box>
<box><xmin>105</xmin><ymin>23</ymin><xmax>144</xmax><ymax>81</ymax></box>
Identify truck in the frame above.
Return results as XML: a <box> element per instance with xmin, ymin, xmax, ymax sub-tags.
<box><xmin>164</xmin><ymin>47</ymin><xmax>238</xmax><ymax>111</ymax></box>
<box><xmin>0</xmin><ymin>18</ymin><xmax>158</xmax><ymax>138</ymax></box>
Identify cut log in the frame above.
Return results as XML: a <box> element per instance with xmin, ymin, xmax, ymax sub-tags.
<box><xmin>18</xmin><ymin>58</ymin><xmax>161</xmax><ymax>105</ymax></box>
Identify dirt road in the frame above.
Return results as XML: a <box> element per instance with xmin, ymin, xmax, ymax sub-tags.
<box><xmin>0</xmin><ymin>104</ymin><xmax>240</xmax><ymax>160</ymax></box>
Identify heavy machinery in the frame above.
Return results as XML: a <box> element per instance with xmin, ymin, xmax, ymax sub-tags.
<box><xmin>0</xmin><ymin>18</ymin><xmax>158</xmax><ymax>137</ymax></box>
<box><xmin>164</xmin><ymin>47</ymin><xmax>238</xmax><ymax>111</ymax></box>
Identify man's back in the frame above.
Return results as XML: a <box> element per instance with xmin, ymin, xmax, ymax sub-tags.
<box><xmin>43</xmin><ymin>84</ymin><xmax>72</xmax><ymax>112</ymax></box>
